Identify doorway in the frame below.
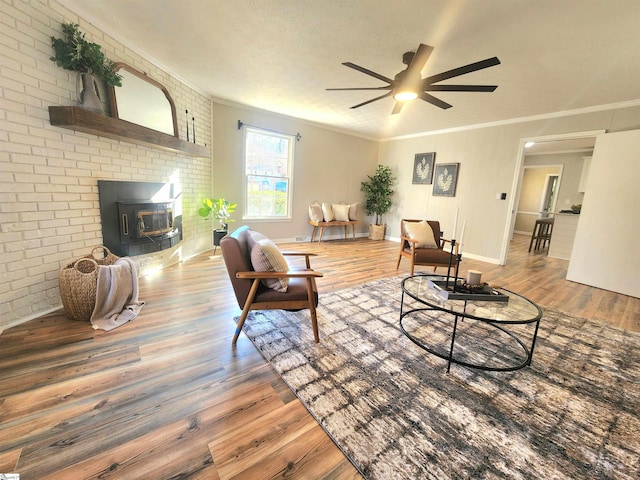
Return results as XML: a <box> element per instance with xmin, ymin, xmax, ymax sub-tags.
<box><xmin>541</xmin><ymin>174</ymin><xmax>559</xmax><ymax>216</ymax></box>
<box><xmin>500</xmin><ymin>130</ymin><xmax>603</xmax><ymax>265</ymax></box>
<box><xmin>514</xmin><ymin>166</ymin><xmax>561</xmax><ymax>235</ymax></box>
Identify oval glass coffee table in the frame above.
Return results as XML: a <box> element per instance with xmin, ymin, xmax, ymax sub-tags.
<box><xmin>400</xmin><ymin>275</ymin><xmax>543</xmax><ymax>373</ymax></box>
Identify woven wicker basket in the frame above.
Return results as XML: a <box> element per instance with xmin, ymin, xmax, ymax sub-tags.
<box><xmin>58</xmin><ymin>246</ymin><xmax>119</xmax><ymax>322</ymax></box>
<box><xmin>368</xmin><ymin>224</ymin><xmax>386</xmax><ymax>241</ymax></box>
<box><xmin>59</xmin><ymin>258</ymin><xmax>99</xmax><ymax>322</ymax></box>
<box><xmin>84</xmin><ymin>245</ymin><xmax>119</xmax><ymax>266</ymax></box>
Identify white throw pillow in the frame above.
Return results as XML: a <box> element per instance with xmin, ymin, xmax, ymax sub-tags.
<box><xmin>250</xmin><ymin>238</ymin><xmax>289</xmax><ymax>292</ymax></box>
<box><xmin>322</xmin><ymin>202</ymin><xmax>334</xmax><ymax>222</ymax></box>
<box><xmin>333</xmin><ymin>203</ymin><xmax>350</xmax><ymax>222</ymax></box>
<box><xmin>404</xmin><ymin>221</ymin><xmax>438</xmax><ymax>248</ymax></box>
<box><xmin>348</xmin><ymin>202</ymin><xmax>359</xmax><ymax>221</ymax></box>
<box><xmin>247</xmin><ymin>229</ymin><xmax>268</xmax><ymax>251</ymax></box>
<box><xmin>308</xmin><ymin>202</ymin><xmax>323</xmax><ymax>222</ymax></box>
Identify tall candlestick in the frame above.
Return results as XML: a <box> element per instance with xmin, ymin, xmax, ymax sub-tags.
<box><xmin>186</xmin><ymin>109</ymin><xmax>189</xmax><ymax>142</ymax></box>
<box><xmin>459</xmin><ymin>219</ymin><xmax>466</xmax><ymax>254</ymax></box>
<box><xmin>452</xmin><ymin>207</ymin><xmax>459</xmax><ymax>239</ymax></box>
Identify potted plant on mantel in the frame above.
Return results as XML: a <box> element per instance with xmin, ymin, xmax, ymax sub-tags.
<box><xmin>360</xmin><ymin>165</ymin><xmax>396</xmax><ymax>240</ymax></box>
<box><xmin>50</xmin><ymin>23</ymin><xmax>122</xmax><ymax>114</ymax></box>
<box><xmin>198</xmin><ymin>198</ymin><xmax>237</xmax><ymax>250</ymax></box>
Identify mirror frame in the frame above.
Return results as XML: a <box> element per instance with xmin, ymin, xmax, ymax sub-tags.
<box><xmin>108</xmin><ymin>63</ymin><xmax>179</xmax><ymax>137</ymax></box>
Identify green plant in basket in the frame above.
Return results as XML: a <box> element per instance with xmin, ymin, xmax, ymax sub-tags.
<box><xmin>360</xmin><ymin>164</ymin><xmax>395</xmax><ymax>225</ymax></box>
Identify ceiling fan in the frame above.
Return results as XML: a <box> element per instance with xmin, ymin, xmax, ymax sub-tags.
<box><xmin>327</xmin><ymin>43</ymin><xmax>500</xmax><ymax>114</ymax></box>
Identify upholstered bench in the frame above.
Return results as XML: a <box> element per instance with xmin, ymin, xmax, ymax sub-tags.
<box><xmin>308</xmin><ymin>219</ymin><xmax>360</xmax><ymax>243</ymax></box>
<box><xmin>308</xmin><ymin>201</ymin><xmax>360</xmax><ymax>243</ymax></box>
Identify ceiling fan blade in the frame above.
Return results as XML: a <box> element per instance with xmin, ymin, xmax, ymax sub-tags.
<box><xmin>391</xmin><ymin>101</ymin><xmax>406</xmax><ymax>115</ymax></box>
<box><xmin>326</xmin><ymin>86</ymin><xmax>392</xmax><ymax>91</ymax></box>
<box><xmin>423</xmin><ymin>57</ymin><xmax>501</xmax><ymax>85</ymax></box>
<box><xmin>425</xmin><ymin>84</ymin><xmax>498</xmax><ymax>92</ymax></box>
<box><xmin>418</xmin><ymin>92</ymin><xmax>453</xmax><ymax>109</ymax></box>
<box><xmin>350</xmin><ymin>91</ymin><xmax>393</xmax><ymax>109</ymax></box>
<box><xmin>342</xmin><ymin>62</ymin><xmax>394</xmax><ymax>84</ymax></box>
<box><xmin>404</xmin><ymin>43</ymin><xmax>434</xmax><ymax>79</ymax></box>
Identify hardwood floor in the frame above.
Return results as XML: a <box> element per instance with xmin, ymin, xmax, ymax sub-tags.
<box><xmin>1</xmin><ymin>234</ymin><xmax>638</xmax><ymax>479</ymax></box>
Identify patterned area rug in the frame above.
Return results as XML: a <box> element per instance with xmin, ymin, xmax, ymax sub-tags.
<box><xmin>242</xmin><ymin>276</ymin><xmax>640</xmax><ymax>480</ymax></box>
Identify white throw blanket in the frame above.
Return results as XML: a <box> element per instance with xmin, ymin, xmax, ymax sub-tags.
<box><xmin>90</xmin><ymin>257</ymin><xmax>145</xmax><ymax>331</ymax></box>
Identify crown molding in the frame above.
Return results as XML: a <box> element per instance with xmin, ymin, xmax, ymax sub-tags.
<box><xmin>381</xmin><ymin>99</ymin><xmax>640</xmax><ymax>142</ymax></box>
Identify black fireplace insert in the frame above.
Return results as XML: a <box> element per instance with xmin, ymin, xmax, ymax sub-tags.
<box><xmin>98</xmin><ymin>180</ymin><xmax>182</xmax><ymax>256</ymax></box>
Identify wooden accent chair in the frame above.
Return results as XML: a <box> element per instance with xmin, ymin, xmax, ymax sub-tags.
<box><xmin>396</xmin><ymin>219</ymin><xmax>456</xmax><ymax>276</ymax></box>
<box><xmin>220</xmin><ymin>226</ymin><xmax>323</xmax><ymax>345</ymax></box>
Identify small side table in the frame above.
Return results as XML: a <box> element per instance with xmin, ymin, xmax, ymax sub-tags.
<box><xmin>213</xmin><ymin>229</ymin><xmax>227</xmax><ymax>254</ymax></box>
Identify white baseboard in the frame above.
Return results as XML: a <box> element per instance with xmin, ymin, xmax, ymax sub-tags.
<box><xmin>389</xmin><ymin>236</ymin><xmax>500</xmax><ymax>265</ymax></box>
<box><xmin>274</xmin><ymin>232</ymin><xmax>369</xmax><ymax>243</ymax></box>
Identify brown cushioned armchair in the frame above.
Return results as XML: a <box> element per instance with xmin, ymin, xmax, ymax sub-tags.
<box><xmin>396</xmin><ymin>219</ymin><xmax>456</xmax><ymax>276</ymax></box>
<box><xmin>220</xmin><ymin>226</ymin><xmax>323</xmax><ymax>345</ymax></box>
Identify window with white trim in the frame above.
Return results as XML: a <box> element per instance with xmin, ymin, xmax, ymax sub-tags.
<box><xmin>244</xmin><ymin>127</ymin><xmax>294</xmax><ymax>219</ymax></box>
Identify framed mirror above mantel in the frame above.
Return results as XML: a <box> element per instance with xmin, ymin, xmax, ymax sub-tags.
<box><xmin>108</xmin><ymin>63</ymin><xmax>178</xmax><ymax>137</ymax></box>
<box><xmin>48</xmin><ymin>62</ymin><xmax>210</xmax><ymax>158</ymax></box>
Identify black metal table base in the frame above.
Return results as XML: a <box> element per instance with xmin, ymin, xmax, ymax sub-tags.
<box><xmin>400</xmin><ymin>293</ymin><xmax>542</xmax><ymax>373</ymax></box>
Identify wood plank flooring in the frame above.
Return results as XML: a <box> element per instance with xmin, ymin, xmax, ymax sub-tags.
<box><xmin>1</xmin><ymin>233</ymin><xmax>638</xmax><ymax>479</ymax></box>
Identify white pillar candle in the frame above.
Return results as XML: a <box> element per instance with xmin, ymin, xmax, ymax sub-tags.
<box><xmin>459</xmin><ymin>220</ymin><xmax>466</xmax><ymax>254</ymax></box>
<box><xmin>452</xmin><ymin>207</ymin><xmax>459</xmax><ymax>240</ymax></box>
<box><xmin>466</xmin><ymin>270</ymin><xmax>482</xmax><ymax>285</ymax></box>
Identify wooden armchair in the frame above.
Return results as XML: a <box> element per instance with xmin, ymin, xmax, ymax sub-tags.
<box><xmin>220</xmin><ymin>226</ymin><xmax>323</xmax><ymax>345</ymax></box>
<box><xmin>396</xmin><ymin>219</ymin><xmax>456</xmax><ymax>276</ymax></box>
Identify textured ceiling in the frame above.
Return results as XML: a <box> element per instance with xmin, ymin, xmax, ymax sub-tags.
<box><xmin>59</xmin><ymin>0</ymin><xmax>640</xmax><ymax>140</ymax></box>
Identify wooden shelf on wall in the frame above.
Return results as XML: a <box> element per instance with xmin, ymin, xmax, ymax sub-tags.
<box><xmin>48</xmin><ymin>106</ymin><xmax>211</xmax><ymax>157</ymax></box>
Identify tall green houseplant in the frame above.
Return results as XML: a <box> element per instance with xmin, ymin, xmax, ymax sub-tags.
<box><xmin>360</xmin><ymin>165</ymin><xmax>395</xmax><ymax>226</ymax></box>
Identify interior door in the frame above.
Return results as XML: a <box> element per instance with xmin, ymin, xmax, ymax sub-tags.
<box><xmin>567</xmin><ymin>130</ymin><xmax>640</xmax><ymax>297</ymax></box>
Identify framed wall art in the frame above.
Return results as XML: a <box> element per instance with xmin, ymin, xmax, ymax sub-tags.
<box><xmin>433</xmin><ymin>163</ymin><xmax>460</xmax><ymax>197</ymax></box>
<box><xmin>412</xmin><ymin>152</ymin><xmax>435</xmax><ymax>184</ymax></box>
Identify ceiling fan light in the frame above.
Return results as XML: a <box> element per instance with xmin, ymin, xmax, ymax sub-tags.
<box><xmin>394</xmin><ymin>90</ymin><xmax>418</xmax><ymax>101</ymax></box>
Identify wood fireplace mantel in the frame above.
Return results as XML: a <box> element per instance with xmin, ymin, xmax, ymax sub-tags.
<box><xmin>48</xmin><ymin>106</ymin><xmax>211</xmax><ymax>157</ymax></box>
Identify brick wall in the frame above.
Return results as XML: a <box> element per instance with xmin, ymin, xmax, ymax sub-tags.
<box><xmin>0</xmin><ymin>0</ymin><xmax>214</xmax><ymax>331</ymax></box>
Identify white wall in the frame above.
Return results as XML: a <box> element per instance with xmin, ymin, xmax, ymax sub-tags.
<box><xmin>378</xmin><ymin>108</ymin><xmax>640</xmax><ymax>266</ymax></box>
<box><xmin>211</xmin><ymin>102</ymin><xmax>379</xmax><ymax>241</ymax></box>
<box><xmin>567</xmin><ymin>130</ymin><xmax>640</xmax><ymax>297</ymax></box>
